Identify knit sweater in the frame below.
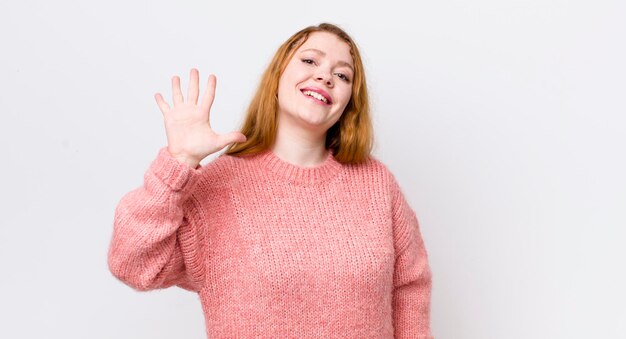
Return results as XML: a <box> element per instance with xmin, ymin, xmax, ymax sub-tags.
<box><xmin>108</xmin><ymin>147</ymin><xmax>433</xmax><ymax>338</ymax></box>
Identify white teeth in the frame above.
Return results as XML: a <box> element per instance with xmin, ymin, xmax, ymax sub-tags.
<box><xmin>303</xmin><ymin>90</ymin><xmax>328</xmax><ymax>104</ymax></box>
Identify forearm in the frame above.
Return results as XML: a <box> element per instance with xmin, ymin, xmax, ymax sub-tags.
<box><xmin>393</xmin><ymin>243</ymin><xmax>433</xmax><ymax>339</ymax></box>
<box><xmin>108</xmin><ymin>147</ymin><xmax>202</xmax><ymax>291</ymax></box>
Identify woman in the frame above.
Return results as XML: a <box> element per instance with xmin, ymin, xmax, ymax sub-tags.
<box><xmin>108</xmin><ymin>23</ymin><xmax>433</xmax><ymax>338</ymax></box>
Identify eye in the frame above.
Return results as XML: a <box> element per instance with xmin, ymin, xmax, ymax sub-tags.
<box><xmin>301</xmin><ymin>58</ymin><xmax>315</xmax><ymax>65</ymax></box>
<box><xmin>334</xmin><ymin>72</ymin><xmax>351</xmax><ymax>82</ymax></box>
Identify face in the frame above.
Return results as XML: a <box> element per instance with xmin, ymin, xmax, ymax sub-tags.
<box><xmin>277</xmin><ymin>31</ymin><xmax>354</xmax><ymax>135</ymax></box>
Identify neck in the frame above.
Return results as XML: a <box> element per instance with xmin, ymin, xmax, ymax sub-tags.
<box><xmin>272</xmin><ymin>119</ymin><xmax>329</xmax><ymax>168</ymax></box>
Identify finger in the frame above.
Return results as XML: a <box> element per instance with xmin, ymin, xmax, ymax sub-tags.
<box><xmin>200</xmin><ymin>74</ymin><xmax>217</xmax><ymax>115</ymax></box>
<box><xmin>154</xmin><ymin>93</ymin><xmax>171</xmax><ymax>115</ymax></box>
<box><xmin>172</xmin><ymin>75</ymin><xmax>184</xmax><ymax>106</ymax></box>
<box><xmin>187</xmin><ymin>68</ymin><xmax>200</xmax><ymax>105</ymax></box>
<box><xmin>217</xmin><ymin>131</ymin><xmax>247</xmax><ymax>149</ymax></box>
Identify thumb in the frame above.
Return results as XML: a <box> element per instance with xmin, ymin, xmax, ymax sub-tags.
<box><xmin>217</xmin><ymin>131</ymin><xmax>247</xmax><ymax>149</ymax></box>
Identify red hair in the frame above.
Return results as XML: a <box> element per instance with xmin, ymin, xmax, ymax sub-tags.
<box><xmin>225</xmin><ymin>23</ymin><xmax>373</xmax><ymax>164</ymax></box>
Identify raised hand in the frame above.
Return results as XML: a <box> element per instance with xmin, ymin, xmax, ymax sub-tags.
<box><xmin>154</xmin><ymin>68</ymin><xmax>246</xmax><ymax>168</ymax></box>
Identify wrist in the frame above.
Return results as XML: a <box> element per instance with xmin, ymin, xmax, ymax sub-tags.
<box><xmin>167</xmin><ymin>149</ymin><xmax>200</xmax><ymax>168</ymax></box>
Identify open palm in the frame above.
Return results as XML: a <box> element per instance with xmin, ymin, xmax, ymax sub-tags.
<box><xmin>154</xmin><ymin>68</ymin><xmax>246</xmax><ymax>167</ymax></box>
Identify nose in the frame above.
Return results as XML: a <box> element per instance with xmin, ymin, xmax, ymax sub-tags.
<box><xmin>315</xmin><ymin>71</ymin><xmax>333</xmax><ymax>87</ymax></box>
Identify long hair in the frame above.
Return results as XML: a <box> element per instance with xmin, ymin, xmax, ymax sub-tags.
<box><xmin>225</xmin><ymin>23</ymin><xmax>373</xmax><ymax>164</ymax></box>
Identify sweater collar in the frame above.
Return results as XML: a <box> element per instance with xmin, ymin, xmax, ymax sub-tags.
<box><xmin>254</xmin><ymin>149</ymin><xmax>342</xmax><ymax>185</ymax></box>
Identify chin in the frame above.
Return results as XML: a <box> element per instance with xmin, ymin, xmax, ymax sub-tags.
<box><xmin>297</xmin><ymin>112</ymin><xmax>334</xmax><ymax>129</ymax></box>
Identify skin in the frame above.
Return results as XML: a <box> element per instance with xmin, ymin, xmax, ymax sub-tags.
<box><xmin>154</xmin><ymin>31</ymin><xmax>353</xmax><ymax>168</ymax></box>
<box><xmin>273</xmin><ymin>31</ymin><xmax>354</xmax><ymax>167</ymax></box>
<box><xmin>155</xmin><ymin>72</ymin><xmax>246</xmax><ymax>168</ymax></box>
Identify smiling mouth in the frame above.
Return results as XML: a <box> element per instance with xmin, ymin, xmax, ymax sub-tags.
<box><xmin>301</xmin><ymin>90</ymin><xmax>331</xmax><ymax>105</ymax></box>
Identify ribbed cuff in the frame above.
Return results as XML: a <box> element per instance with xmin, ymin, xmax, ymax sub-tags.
<box><xmin>149</xmin><ymin>147</ymin><xmax>200</xmax><ymax>192</ymax></box>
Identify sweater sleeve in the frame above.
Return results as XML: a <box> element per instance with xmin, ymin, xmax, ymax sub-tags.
<box><xmin>390</xmin><ymin>176</ymin><xmax>434</xmax><ymax>339</ymax></box>
<box><xmin>107</xmin><ymin>147</ymin><xmax>206</xmax><ymax>292</ymax></box>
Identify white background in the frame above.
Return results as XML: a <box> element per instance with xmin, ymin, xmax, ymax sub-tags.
<box><xmin>1</xmin><ymin>0</ymin><xmax>625</xmax><ymax>338</ymax></box>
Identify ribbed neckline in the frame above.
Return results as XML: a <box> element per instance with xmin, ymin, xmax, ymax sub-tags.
<box><xmin>253</xmin><ymin>149</ymin><xmax>343</xmax><ymax>185</ymax></box>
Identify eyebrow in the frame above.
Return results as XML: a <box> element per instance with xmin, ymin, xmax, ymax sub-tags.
<box><xmin>299</xmin><ymin>48</ymin><xmax>354</xmax><ymax>71</ymax></box>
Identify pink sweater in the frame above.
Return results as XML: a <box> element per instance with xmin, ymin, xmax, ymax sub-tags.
<box><xmin>108</xmin><ymin>147</ymin><xmax>433</xmax><ymax>338</ymax></box>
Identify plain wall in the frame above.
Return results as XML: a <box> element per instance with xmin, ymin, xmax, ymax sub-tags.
<box><xmin>1</xmin><ymin>0</ymin><xmax>624</xmax><ymax>338</ymax></box>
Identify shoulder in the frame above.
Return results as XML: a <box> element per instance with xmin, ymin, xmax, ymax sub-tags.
<box><xmin>341</xmin><ymin>155</ymin><xmax>402</xmax><ymax>193</ymax></box>
<box><xmin>195</xmin><ymin>152</ymin><xmax>246</xmax><ymax>180</ymax></box>
<box><xmin>187</xmin><ymin>152</ymin><xmax>244</xmax><ymax>194</ymax></box>
<box><xmin>345</xmin><ymin>154</ymin><xmax>396</xmax><ymax>179</ymax></box>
